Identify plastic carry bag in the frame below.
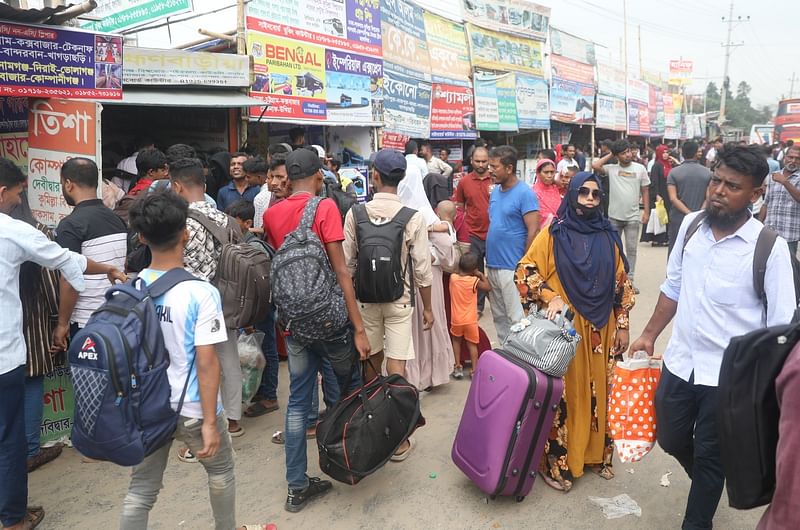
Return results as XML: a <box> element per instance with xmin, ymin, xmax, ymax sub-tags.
<box><xmin>646</xmin><ymin>205</ymin><xmax>667</xmax><ymax>235</ymax></box>
<box><xmin>608</xmin><ymin>351</ymin><xmax>661</xmax><ymax>463</ymax></box>
<box><xmin>655</xmin><ymin>198</ymin><xmax>669</xmax><ymax>226</ymax></box>
<box><xmin>238</xmin><ymin>331</ymin><xmax>266</xmax><ymax>404</ymax></box>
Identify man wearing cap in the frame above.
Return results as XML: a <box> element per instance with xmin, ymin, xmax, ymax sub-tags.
<box><xmin>263</xmin><ymin>148</ymin><xmax>371</xmax><ymax>513</ymax></box>
<box><xmin>343</xmin><ymin>150</ymin><xmax>434</xmax><ymax>462</ymax></box>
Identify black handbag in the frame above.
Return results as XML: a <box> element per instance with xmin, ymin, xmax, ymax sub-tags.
<box><xmin>316</xmin><ymin>361</ymin><xmax>426</xmax><ymax>485</ymax></box>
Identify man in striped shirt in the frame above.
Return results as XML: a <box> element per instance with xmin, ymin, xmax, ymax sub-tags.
<box><xmin>51</xmin><ymin>158</ymin><xmax>128</xmax><ymax>351</ymax></box>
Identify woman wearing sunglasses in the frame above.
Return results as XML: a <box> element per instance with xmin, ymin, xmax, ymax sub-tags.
<box><xmin>515</xmin><ymin>172</ymin><xmax>636</xmax><ymax>492</ymax></box>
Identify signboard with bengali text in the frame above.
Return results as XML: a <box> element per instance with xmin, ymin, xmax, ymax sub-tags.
<box><xmin>123</xmin><ymin>47</ymin><xmax>251</xmax><ymax>87</ymax></box>
<box><xmin>423</xmin><ymin>13</ymin><xmax>471</xmax><ymax>86</ymax></box>
<box><xmin>549</xmin><ymin>54</ymin><xmax>595</xmax><ymax>124</ymax></box>
<box><xmin>430</xmin><ymin>83</ymin><xmax>477</xmax><ymax>139</ymax></box>
<box><xmin>474</xmin><ymin>71</ymin><xmax>517</xmax><ymax>131</ymax></box>
<box><xmin>83</xmin><ymin>0</ymin><xmax>192</xmax><ymax>33</ymax></box>
<box><xmin>383</xmin><ymin>61</ymin><xmax>432</xmax><ymax>137</ymax></box>
<box><xmin>466</xmin><ymin>24</ymin><xmax>543</xmax><ymax>76</ymax></box>
<box><xmin>515</xmin><ymin>74</ymin><xmax>549</xmax><ymax>129</ymax></box>
<box><xmin>462</xmin><ymin>0</ymin><xmax>550</xmax><ymax>41</ymax></box>
<box><xmin>0</xmin><ymin>21</ymin><xmax>123</xmax><ymax>100</ymax></box>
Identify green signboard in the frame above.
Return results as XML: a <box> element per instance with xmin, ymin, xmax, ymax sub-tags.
<box><xmin>40</xmin><ymin>365</ymin><xmax>74</xmax><ymax>446</ymax></box>
<box><xmin>83</xmin><ymin>0</ymin><xmax>193</xmax><ymax>33</ymax></box>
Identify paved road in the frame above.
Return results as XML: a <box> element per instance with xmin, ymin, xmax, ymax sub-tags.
<box><xmin>29</xmin><ymin>242</ymin><xmax>766</xmax><ymax>529</ymax></box>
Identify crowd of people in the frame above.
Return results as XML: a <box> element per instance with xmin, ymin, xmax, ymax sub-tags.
<box><xmin>1</xmin><ymin>128</ymin><xmax>799</xmax><ymax>530</ymax></box>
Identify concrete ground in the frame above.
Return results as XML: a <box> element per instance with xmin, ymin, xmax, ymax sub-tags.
<box><xmin>29</xmin><ymin>242</ymin><xmax>766</xmax><ymax>529</ymax></box>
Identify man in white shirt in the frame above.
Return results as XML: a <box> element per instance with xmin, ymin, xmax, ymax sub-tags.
<box><xmin>592</xmin><ymin>139</ymin><xmax>651</xmax><ymax>292</ymax></box>
<box><xmin>419</xmin><ymin>141</ymin><xmax>453</xmax><ymax>177</ymax></box>
<box><xmin>704</xmin><ymin>137</ymin><xmax>723</xmax><ymax>167</ymax></box>
<box><xmin>556</xmin><ymin>143</ymin><xmax>579</xmax><ymax>174</ymax></box>
<box><xmin>630</xmin><ymin>144</ymin><xmax>796</xmax><ymax>530</ymax></box>
<box><xmin>244</xmin><ymin>156</ymin><xmax>271</xmax><ymax>231</ymax></box>
<box><xmin>0</xmin><ymin>159</ymin><xmax>125</xmax><ymax>530</ymax></box>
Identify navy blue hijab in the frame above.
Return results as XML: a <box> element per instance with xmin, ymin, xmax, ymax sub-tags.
<box><xmin>550</xmin><ymin>172</ymin><xmax>629</xmax><ymax>329</ymax></box>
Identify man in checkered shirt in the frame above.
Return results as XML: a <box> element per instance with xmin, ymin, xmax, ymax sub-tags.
<box><xmin>762</xmin><ymin>144</ymin><xmax>800</xmax><ymax>257</ymax></box>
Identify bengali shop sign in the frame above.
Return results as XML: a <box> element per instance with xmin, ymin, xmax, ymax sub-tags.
<box><xmin>466</xmin><ymin>24</ymin><xmax>544</xmax><ymax>76</ymax></box>
<box><xmin>383</xmin><ymin>62</ymin><xmax>432</xmax><ymax>137</ymax></box>
<box><xmin>83</xmin><ymin>0</ymin><xmax>192</xmax><ymax>33</ymax></box>
<box><xmin>549</xmin><ymin>28</ymin><xmax>596</xmax><ymax>65</ymax></box>
<box><xmin>627</xmin><ymin>78</ymin><xmax>649</xmax><ymax>135</ymax></box>
<box><xmin>381</xmin><ymin>0</ymin><xmax>431</xmax><ymax>79</ymax></box>
<box><xmin>549</xmin><ymin>55</ymin><xmax>595</xmax><ymax>124</ymax></box>
<box><xmin>597</xmin><ymin>63</ymin><xmax>626</xmax><ymax>99</ymax></box>
<box><xmin>474</xmin><ymin>71</ymin><xmax>518</xmax><ymax>131</ymax></box>
<box><xmin>423</xmin><ymin>13</ymin><xmax>471</xmax><ymax>86</ymax></box>
<box><xmin>430</xmin><ymin>83</ymin><xmax>477</xmax><ymax>139</ymax></box>
<box><xmin>324</xmin><ymin>49</ymin><xmax>383</xmax><ymax>125</ymax></box>
<box><xmin>123</xmin><ymin>47</ymin><xmax>251</xmax><ymax>87</ymax></box>
<box><xmin>0</xmin><ymin>21</ymin><xmax>123</xmax><ymax>99</ymax></box>
<box><xmin>248</xmin><ymin>33</ymin><xmax>327</xmax><ymax>121</ymax></box>
<box><xmin>462</xmin><ymin>0</ymin><xmax>550</xmax><ymax>41</ymax></box>
<box><xmin>246</xmin><ymin>0</ymin><xmax>382</xmax><ymax>57</ymax></box>
<box><xmin>40</xmin><ymin>365</ymin><xmax>74</xmax><ymax>445</ymax></box>
<box><xmin>515</xmin><ymin>74</ymin><xmax>549</xmax><ymax>129</ymax></box>
<box><xmin>27</xmin><ymin>99</ymin><xmax>101</xmax><ymax>227</ymax></box>
<box><xmin>596</xmin><ymin>94</ymin><xmax>627</xmax><ymax>131</ymax></box>
<box><xmin>668</xmin><ymin>59</ymin><xmax>693</xmax><ymax>86</ymax></box>
<box><xmin>0</xmin><ymin>96</ymin><xmax>28</xmax><ymax>133</ymax></box>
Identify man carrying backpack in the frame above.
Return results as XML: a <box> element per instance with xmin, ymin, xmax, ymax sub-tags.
<box><xmin>120</xmin><ymin>190</ymin><xmax>263</xmax><ymax>530</ymax></box>
<box><xmin>630</xmin><ymin>144</ymin><xmax>796</xmax><ymax>530</ymax></box>
<box><xmin>170</xmin><ymin>159</ymin><xmax>246</xmax><ymax>448</ymax></box>
<box><xmin>264</xmin><ymin>147</ymin><xmax>370</xmax><ymax>512</ymax></box>
<box><xmin>343</xmin><ymin>149</ymin><xmax>434</xmax><ymax>461</ymax></box>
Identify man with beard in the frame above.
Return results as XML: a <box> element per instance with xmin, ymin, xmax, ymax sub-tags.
<box><xmin>52</xmin><ymin>158</ymin><xmax>128</xmax><ymax>350</ymax></box>
<box><xmin>761</xmin><ymin>144</ymin><xmax>800</xmax><ymax>257</ymax></box>
<box><xmin>630</xmin><ymin>144</ymin><xmax>796</xmax><ymax>530</ymax></box>
<box><xmin>454</xmin><ymin>146</ymin><xmax>492</xmax><ymax>314</ymax></box>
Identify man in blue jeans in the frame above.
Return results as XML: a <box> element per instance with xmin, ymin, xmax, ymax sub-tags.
<box><xmin>0</xmin><ymin>159</ymin><xmax>126</xmax><ymax>529</ymax></box>
<box><xmin>264</xmin><ymin>148</ymin><xmax>370</xmax><ymax>512</ymax></box>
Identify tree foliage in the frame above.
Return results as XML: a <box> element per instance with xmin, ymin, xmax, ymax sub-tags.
<box><xmin>704</xmin><ymin>79</ymin><xmax>772</xmax><ymax>130</ymax></box>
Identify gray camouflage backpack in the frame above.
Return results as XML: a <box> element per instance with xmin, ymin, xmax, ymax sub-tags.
<box><xmin>270</xmin><ymin>196</ymin><xmax>349</xmax><ymax>343</ymax></box>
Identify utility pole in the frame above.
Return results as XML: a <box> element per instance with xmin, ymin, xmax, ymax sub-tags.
<box><xmin>637</xmin><ymin>24</ymin><xmax>643</xmax><ymax>79</ymax></box>
<box><xmin>719</xmin><ymin>1</ymin><xmax>747</xmax><ymax>124</ymax></box>
<box><xmin>622</xmin><ymin>0</ymin><xmax>628</xmax><ymax>80</ymax></box>
<box><xmin>789</xmin><ymin>72</ymin><xmax>797</xmax><ymax>99</ymax></box>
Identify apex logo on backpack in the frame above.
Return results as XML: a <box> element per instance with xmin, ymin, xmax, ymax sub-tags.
<box><xmin>77</xmin><ymin>337</ymin><xmax>98</xmax><ymax>361</ymax></box>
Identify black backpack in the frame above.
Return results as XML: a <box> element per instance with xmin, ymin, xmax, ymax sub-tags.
<box><xmin>324</xmin><ymin>175</ymin><xmax>358</xmax><ymax>222</ymax></box>
<box><xmin>683</xmin><ymin>212</ymin><xmax>800</xmax><ymax>305</ymax></box>
<box><xmin>717</xmin><ymin>312</ymin><xmax>800</xmax><ymax>509</ymax></box>
<box><xmin>353</xmin><ymin>204</ymin><xmax>416</xmax><ymax>304</ymax></box>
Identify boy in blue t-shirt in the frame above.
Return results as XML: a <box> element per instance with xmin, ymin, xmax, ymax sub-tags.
<box><xmin>486</xmin><ymin>145</ymin><xmax>540</xmax><ymax>343</ymax></box>
<box><xmin>120</xmin><ymin>190</ymin><xmax>260</xmax><ymax>530</ymax></box>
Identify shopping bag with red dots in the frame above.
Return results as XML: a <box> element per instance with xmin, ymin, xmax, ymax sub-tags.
<box><xmin>608</xmin><ymin>351</ymin><xmax>662</xmax><ymax>463</ymax></box>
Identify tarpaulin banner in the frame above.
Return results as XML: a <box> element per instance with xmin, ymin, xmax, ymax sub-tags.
<box><xmin>596</xmin><ymin>94</ymin><xmax>627</xmax><ymax>132</ymax></box>
<box><xmin>324</xmin><ymin>49</ymin><xmax>383</xmax><ymax>125</ymax></box>
<box><xmin>83</xmin><ymin>0</ymin><xmax>192</xmax><ymax>33</ymax></box>
<box><xmin>515</xmin><ymin>74</ymin><xmax>549</xmax><ymax>130</ymax></box>
<box><xmin>247</xmin><ymin>0</ymin><xmax>382</xmax><ymax>56</ymax></box>
<box><xmin>466</xmin><ymin>24</ymin><xmax>544</xmax><ymax>77</ymax></box>
<box><xmin>668</xmin><ymin>59</ymin><xmax>693</xmax><ymax>86</ymax></box>
<box><xmin>27</xmin><ymin>99</ymin><xmax>101</xmax><ymax>227</ymax></box>
<box><xmin>549</xmin><ymin>54</ymin><xmax>595</xmax><ymax>124</ymax></box>
<box><xmin>430</xmin><ymin>83</ymin><xmax>477</xmax><ymax>139</ymax></box>
<box><xmin>549</xmin><ymin>28</ymin><xmax>596</xmax><ymax>65</ymax></box>
<box><xmin>423</xmin><ymin>13</ymin><xmax>471</xmax><ymax>86</ymax></box>
<box><xmin>627</xmin><ymin>78</ymin><xmax>649</xmax><ymax>135</ymax></box>
<box><xmin>597</xmin><ymin>63</ymin><xmax>626</xmax><ymax>99</ymax></box>
<box><xmin>651</xmin><ymin>85</ymin><xmax>665</xmax><ymax>136</ymax></box>
<box><xmin>0</xmin><ymin>96</ymin><xmax>28</xmax><ymax>133</ymax></box>
<box><xmin>0</xmin><ymin>21</ymin><xmax>123</xmax><ymax>99</ymax></box>
<box><xmin>380</xmin><ymin>0</ymin><xmax>431</xmax><ymax>79</ymax></box>
<box><xmin>474</xmin><ymin>71</ymin><xmax>518</xmax><ymax>132</ymax></box>
<box><xmin>383</xmin><ymin>61</ymin><xmax>432</xmax><ymax>137</ymax></box>
<box><xmin>248</xmin><ymin>33</ymin><xmax>328</xmax><ymax>121</ymax></box>
<box><xmin>462</xmin><ymin>0</ymin><xmax>551</xmax><ymax>41</ymax></box>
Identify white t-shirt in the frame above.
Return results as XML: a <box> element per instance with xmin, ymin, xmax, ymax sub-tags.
<box><xmin>604</xmin><ymin>162</ymin><xmax>651</xmax><ymax>222</ymax></box>
<box><xmin>557</xmin><ymin>158</ymin><xmax>579</xmax><ymax>174</ymax></box>
<box><xmin>138</xmin><ymin>269</ymin><xmax>228</xmax><ymax>419</ymax></box>
<box><xmin>705</xmin><ymin>147</ymin><xmax>717</xmax><ymax>164</ymax></box>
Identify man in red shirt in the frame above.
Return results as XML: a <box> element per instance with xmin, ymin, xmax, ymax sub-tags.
<box><xmin>454</xmin><ymin>146</ymin><xmax>492</xmax><ymax>313</ymax></box>
<box><xmin>263</xmin><ymin>148</ymin><xmax>370</xmax><ymax>513</ymax></box>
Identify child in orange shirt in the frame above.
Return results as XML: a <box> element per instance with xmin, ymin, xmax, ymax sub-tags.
<box><xmin>449</xmin><ymin>252</ymin><xmax>490</xmax><ymax>379</ymax></box>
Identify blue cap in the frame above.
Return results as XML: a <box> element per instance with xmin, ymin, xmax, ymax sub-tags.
<box><xmin>373</xmin><ymin>149</ymin><xmax>406</xmax><ymax>177</ymax></box>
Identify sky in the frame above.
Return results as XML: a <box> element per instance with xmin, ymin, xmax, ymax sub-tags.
<box><xmin>91</xmin><ymin>0</ymin><xmax>797</xmax><ymax>109</ymax></box>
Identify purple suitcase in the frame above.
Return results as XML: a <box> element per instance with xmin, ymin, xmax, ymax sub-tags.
<box><xmin>452</xmin><ymin>349</ymin><xmax>563</xmax><ymax>501</ymax></box>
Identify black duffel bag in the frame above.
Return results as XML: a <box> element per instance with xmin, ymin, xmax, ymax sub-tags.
<box><xmin>316</xmin><ymin>361</ymin><xmax>425</xmax><ymax>485</ymax></box>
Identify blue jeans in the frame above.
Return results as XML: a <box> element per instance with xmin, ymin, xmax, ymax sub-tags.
<box><xmin>255</xmin><ymin>308</ymin><xmax>279</xmax><ymax>401</ymax></box>
<box><xmin>24</xmin><ymin>376</ymin><xmax>44</xmax><ymax>459</ymax></box>
<box><xmin>284</xmin><ymin>328</ymin><xmax>358</xmax><ymax>490</ymax></box>
<box><xmin>307</xmin><ymin>358</ymin><xmax>361</xmax><ymax>426</ymax></box>
<box><xmin>0</xmin><ymin>365</ymin><xmax>27</xmax><ymax>528</ymax></box>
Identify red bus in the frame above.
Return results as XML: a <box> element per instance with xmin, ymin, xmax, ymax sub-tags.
<box><xmin>774</xmin><ymin>98</ymin><xmax>800</xmax><ymax>142</ymax></box>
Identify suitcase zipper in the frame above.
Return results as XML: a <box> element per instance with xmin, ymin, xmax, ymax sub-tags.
<box><xmin>493</xmin><ymin>349</ymin><xmax>537</xmax><ymax>496</ymax></box>
<box><xmin>513</xmin><ymin>370</ymin><xmax>554</xmax><ymax>497</ymax></box>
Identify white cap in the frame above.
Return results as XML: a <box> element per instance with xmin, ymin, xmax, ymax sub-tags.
<box><xmin>311</xmin><ymin>145</ymin><xmax>326</xmax><ymax>159</ymax></box>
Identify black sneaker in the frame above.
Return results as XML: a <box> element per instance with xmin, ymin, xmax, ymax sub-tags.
<box><xmin>285</xmin><ymin>476</ymin><xmax>332</xmax><ymax>513</ymax></box>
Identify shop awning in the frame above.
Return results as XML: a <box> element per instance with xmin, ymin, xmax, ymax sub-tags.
<box><xmin>104</xmin><ymin>89</ymin><xmax>263</xmax><ymax>108</ymax></box>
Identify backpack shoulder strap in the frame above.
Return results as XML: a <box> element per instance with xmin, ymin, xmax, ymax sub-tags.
<box><xmin>753</xmin><ymin>227</ymin><xmax>779</xmax><ymax>304</ymax></box>
<box><xmin>353</xmin><ymin>203</ymin><xmax>369</xmax><ymax>226</ymax></box>
<box><xmin>392</xmin><ymin>206</ymin><xmax>417</xmax><ymax>229</ymax></box>
<box><xmin>299</xmin><ymin>196</ymin><xmax>323</xmax><ymax>232</ymax></box>
<box><xmin>146</xmin><ymin>268</ymin><xmax>198</xmax><ymax>299</ymax></box>
<box><xmin>187</xmin><ymin>209</ymin><xmax>235</xmax><ymax>245</ymax></box>
<box><xmin>682</xmin><ymin>210</ymin><xmax>708</xmax><ymax>255</ymax></box>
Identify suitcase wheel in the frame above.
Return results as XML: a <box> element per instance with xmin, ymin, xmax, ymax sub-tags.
<box><xmin>515</xmin><ymin>496</ymin><xmax>525</xmax><ymax>503</ymax></box>
<box><xmin>489</xmin><ymin>495</ymin><xmax>496</xmax><ymax>501</ymax></box>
